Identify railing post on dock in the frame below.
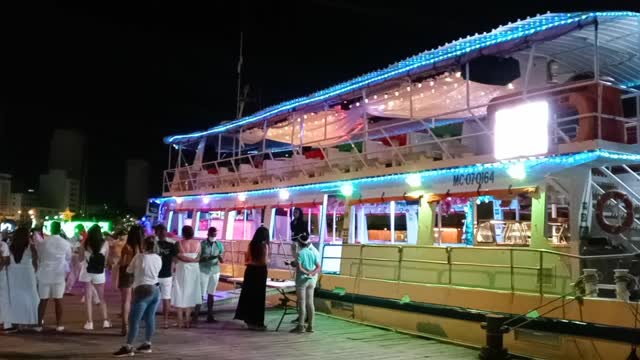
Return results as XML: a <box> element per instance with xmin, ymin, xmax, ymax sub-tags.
<box><xmin>479</xmin><ymin>314</ymin><xmax>510</xmax><ymax>360</ymax></box>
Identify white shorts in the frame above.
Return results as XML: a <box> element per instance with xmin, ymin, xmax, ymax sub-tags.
<box><xmin>158</xmin><ymin>277</ymin><xmax>172</xmax><ymax>300</ymax></box>
<box><xmin>39</xmin><ymin>282</ymin><xmax>65</xmax><ymax>299</ymax></box>
<box><xmin>199</xmin><ymin>272</ymin><xmax>220</xmax><ymax>297</ymax></box>
<box><xmin>79</xmin><ymin>270</ymin><xmax>106</xmax><ymax>285</ymax></box>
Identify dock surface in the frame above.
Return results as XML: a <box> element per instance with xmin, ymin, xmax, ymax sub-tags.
<box><xmin>0</xmin><ymin>280</ymin><xmax>478</xmax><ymax>359</ymax></box>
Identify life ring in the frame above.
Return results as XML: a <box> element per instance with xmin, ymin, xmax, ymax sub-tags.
<box><xmin>595</xmin><ymin>190</ymin><xmax>634</xmax><ymax>234</ymax></box>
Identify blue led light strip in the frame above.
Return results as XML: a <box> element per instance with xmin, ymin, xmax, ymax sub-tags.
<box><xmin>151</xmin><ymin>149</ymin><xmax>640</xmax><ymax>203</ymax></box>
<box><xmin>165</xmin><ymin>12</ymin><xmax>639</xmax><ymax>144</ymax></box>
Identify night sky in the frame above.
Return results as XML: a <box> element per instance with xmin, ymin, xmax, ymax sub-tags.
<box><xmin>0</xmin><ymin>1</ymin><xmax>638</xmax><ymax>207</ymax></box>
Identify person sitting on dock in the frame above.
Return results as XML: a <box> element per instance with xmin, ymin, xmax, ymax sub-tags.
<box><xmin>290</xmin><ymin>234</ymin><xmax>320</xmax><ymax>334</ymax></box>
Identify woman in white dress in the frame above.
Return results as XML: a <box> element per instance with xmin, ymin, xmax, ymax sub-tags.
<box><xmin>171</xmin><ymin>225</ymin><xmax>201</xmax><ymax>328</ymax></box>
<box><xmin>78</xmin><ymin>224</ymin><xmax>111</xmax><ymax>330</ymax></box>
<box><xmin>7</xmin><ymin>227</ymin><xmax>39</xmax><ymax>329</ymax></box>
<box><xmin>0</xmin><ymin>239</ymin><xmax>12</xmax><ymax>332</ymax></box>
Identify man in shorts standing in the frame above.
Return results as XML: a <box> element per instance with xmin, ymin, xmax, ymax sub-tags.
<box><xmin>194</xmin><ymin>227</ymin><xmax>223</xmax><ymax>323</ymax></box>
<box><xmin>36</xmin><ymin>221</ymin><xmax>72</xmax><ymax>332</ymax></box>
<box><xmin>154</xmin><ymin>224</ymin><xmax>177</xmax><ymax>329</ymax></box>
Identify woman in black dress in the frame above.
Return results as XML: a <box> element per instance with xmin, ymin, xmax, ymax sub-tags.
<box><xmin>234</xmin><ymin>226</ymin><xmax>270</xmax><ymax>330</ymax></box>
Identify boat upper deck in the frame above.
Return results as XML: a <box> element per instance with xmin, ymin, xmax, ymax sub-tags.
<box><xmin>160</xmin><ymin>12</ymin><xmax>640</xmax><ymax>198</ymax></box>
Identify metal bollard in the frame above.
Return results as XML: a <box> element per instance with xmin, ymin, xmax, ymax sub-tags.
<box><xmin>614</xmin><ymin>269</ymin><xmax>631</xmax><ymax>302</ymax></box>
<box><xmin>582</xmin><ymin>268</ymin><xmax>599</xmax><ymax>297</ymax></box>
<box><xmin>479</xmin><ymin>314</ymin><xmax>510</xmax><ymax>360</ymax></box>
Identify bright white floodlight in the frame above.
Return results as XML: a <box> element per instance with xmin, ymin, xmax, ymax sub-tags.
<box><xmin>494</xmin><ymin>100</ymin><xmax>549</xmax><ymax>160</ymax></box>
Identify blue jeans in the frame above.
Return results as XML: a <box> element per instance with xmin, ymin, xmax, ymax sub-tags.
<box><xmin>127</xmin><ymin>286</ymin><xmax>160</xmax><ymax>346</ymax></box>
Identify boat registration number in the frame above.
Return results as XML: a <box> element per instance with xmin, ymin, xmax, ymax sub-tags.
<box><xmin>452</xmin><ymin>171</ymin><xmax>495</xmax><ymax>187</ymax></box>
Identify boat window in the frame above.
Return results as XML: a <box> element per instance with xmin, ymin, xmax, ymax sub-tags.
<box><xmin>436</xmin><ymin>198</ymin><xmax>467</xmax><ymax>245</ymax></box>
<box><xmin>326</xmin><ymin>197</ymin><xmax>346</xmax><ymax>243</ymax></box>
<box><xmin>487</xmin><ymin>195</ymin><xmax>532</xmax><ymax>246</ymax></box>
<box><xmin>231</xmin><ymin>209</ymin><xmax>257</xmax><ymax>241</ymax></box>
<box><xmin>357</xmin><ymin>201</ymin><xmax>418</xmax><ymax>244</ymax></box>
<box><xmin>196</xmin><ymin>211</ymin><xmax>225</xmax><ymax>239</ymax></box>
<box><xmin>363</xmin><ymin>203</ymin><xmax>395</xmax><ymax>243</ymax></box>
<box><xmin>545</xmin><ymin>184</ymin><xmax>570</xmax><ymax>244</ymax></box>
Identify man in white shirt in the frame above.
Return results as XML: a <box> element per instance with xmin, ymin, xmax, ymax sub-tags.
<box><xmin>36</xmin><ymin>221</ymin><xmax>72</xmax><ymax>332</ymax></box>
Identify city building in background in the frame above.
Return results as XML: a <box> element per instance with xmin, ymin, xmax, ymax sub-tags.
<box><xmin>48</xmin><ymin>129</ymin><xmax>87</xmax><ymax>212</ymax></box>
<box><xmin>39</xmin><ymin>169</ymin><xmax>80</xmax><ymax>211</ymax></box>
<box><xmin>125</xmin><ymin>158</ymin><xmax>150</xmax><ymax>214</ymax></box>
<box><xmin>0</xmin><ymin>173</ymin><xmax>12</xmax><ymax>218</ymax></box>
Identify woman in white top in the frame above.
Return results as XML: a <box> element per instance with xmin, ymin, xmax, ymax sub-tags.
<box><xmin>78</xmin><ymin>224</ymin><xmax>111</xmax><ymax>330</ymax></box>
<box><xmin>171</xmin><ymin>226</ymin><xmax>202</xmax><ymax>329</ymax></box>
<box><xmin>7</xmin><ymin>227</ymin><xmax>39</xmax><ymax>329</ymax></box>
<box><xmin>113</xmin><ymin>236</ymin><xmax>162</xmax><ymax>357</ymax></box>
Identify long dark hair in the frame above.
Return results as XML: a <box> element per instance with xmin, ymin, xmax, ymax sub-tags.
<box><xmin>249</xmin><ymin>226</ymin><xmax>270</xmax><ymax>262</ymax></box>
<box><xmin>9</xmin><ymin>227</ymin><xmax>30</xmax><ymax>264</ymax></box>
<box><xmin>292</xmin><ymin>208</ymin><xmax>303</xmax><ymax>221</ymax></box>
<box><xmin>126</xmin><ymin>224</ymin><xmax>143</xmax><ymax>254</ymax></box>
<box><xmin>86</xmin><ymin>224</ymin><xmax>105</xmax><ymax>255</ymax></box>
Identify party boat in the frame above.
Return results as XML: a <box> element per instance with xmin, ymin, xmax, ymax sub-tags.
<box><xmin>150</xmin><ymin>11</ymin><xmax>640</xmax><ymax>359</ymax></box>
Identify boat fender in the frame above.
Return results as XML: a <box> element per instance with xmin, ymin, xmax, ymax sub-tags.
<box><xmin>595</xmin><ymin>190</ymin><xmax>634</xmax><ymax>234</ymax></box>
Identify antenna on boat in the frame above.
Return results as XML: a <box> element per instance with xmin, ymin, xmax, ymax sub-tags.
<box><xmin>236</xmin><ymin>32</ymin><xmax>245</xmax><ymax>119</ymax></box>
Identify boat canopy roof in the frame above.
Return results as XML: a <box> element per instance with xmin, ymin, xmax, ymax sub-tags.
<box><xmin>165</xmin><ymin>11</ymin><xmax>640</xmax><ymax>145</ymax></box>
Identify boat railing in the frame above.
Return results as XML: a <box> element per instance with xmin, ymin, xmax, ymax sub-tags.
<box><xmin>217</xmin><ymin>239</ymin><xmax>298</xmax><ymax>279</ymax></box>
<box><xmin>163</xmin><ymin>80</ymin><xmax>640</xmax><ymax>195</ymax></box>
<box><xmin>319</xmin><ymin>243</ymin><xmax>638</xmax><ymax>298</ymax></box>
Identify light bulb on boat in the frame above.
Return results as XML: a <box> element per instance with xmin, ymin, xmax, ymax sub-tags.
<box><xmin>506</xmin><ymin>163</ymin><xmax>526</xmax><ymax>180</ymax></box>
<box><xmin>405</xmin><ymin>174</ymin><xmax>422</xmax><ymax>187</ymax></box>
<box><xmin>278</xmin><ymin>189</ymin><xmax>290</xmax><ymax>201</ymax></box>
<box><xmin>340</xmin><ymin>183</ymin><xmax>354</xmax><ymax>197</ymax></box>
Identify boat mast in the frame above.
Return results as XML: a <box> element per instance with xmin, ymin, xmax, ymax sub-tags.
<box><xmin>236</xmin><ymin>32</ymin><xmax>244</xmax><ymax>119</ymax></box>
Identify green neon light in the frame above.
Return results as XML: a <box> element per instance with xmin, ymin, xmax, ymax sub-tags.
<box><xmin>43</xmin><ymin>220</ymin><xmax>113</xmax><ymax>237</ymax></box>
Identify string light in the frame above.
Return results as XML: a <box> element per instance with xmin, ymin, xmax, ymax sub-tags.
<box><xmin>152</xmin><ymin>149</ymin><xmax>636</xmax><ymax>206</ymax></box>
<box><xmin>166</xmin><ymin>12</ymin><xmax>637</xmax><ymax>144</ymax></box>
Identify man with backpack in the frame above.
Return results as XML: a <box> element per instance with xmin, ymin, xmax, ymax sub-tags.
<box><xmin>194</xmin><ymin>227</ymin><xmax>224</xmax><ymax>323</ymax></box>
